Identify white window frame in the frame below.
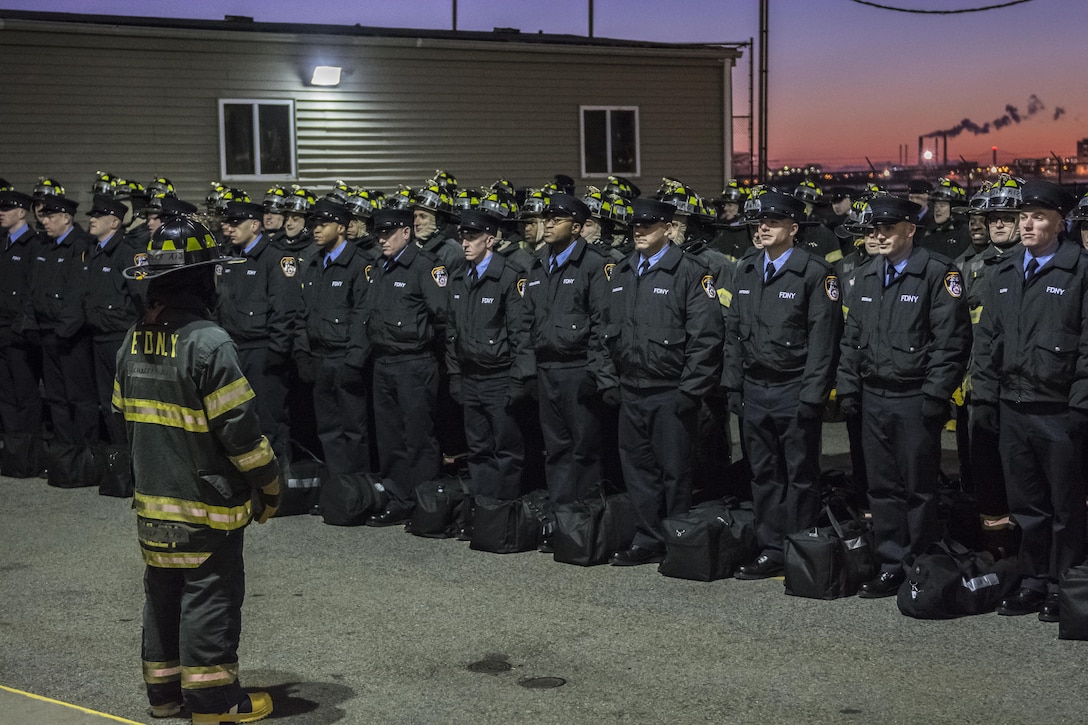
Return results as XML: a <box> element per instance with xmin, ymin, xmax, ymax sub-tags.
<box><xmin>579</xmin><ymin>106</ymin><xmax>641</xmax><ymax>178</ymax></box>
<box><xmin>217</xmin><ymin>99</ymin><xmax>297</xmax><ymax>182</ymax></box>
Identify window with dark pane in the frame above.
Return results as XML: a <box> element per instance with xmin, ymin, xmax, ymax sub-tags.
<box><xmin>610</xmin><ymin>110</ymin><xmax>637</xmax><ymax>174</ymax></box>
<box><xmin>583</xmin><ymin>109</ymin><xmax>608</xmax><ymax>174</ymax></box>
<box><xmin>223</xmin><ymin>103</ymin><xmax>255</xmax><ymax>176</ymax></box>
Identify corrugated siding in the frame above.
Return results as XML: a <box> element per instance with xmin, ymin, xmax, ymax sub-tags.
<box><xmin>0</xmin><ymin>19</ymin><xmax>731</xmax><ymax>208</ymax></box>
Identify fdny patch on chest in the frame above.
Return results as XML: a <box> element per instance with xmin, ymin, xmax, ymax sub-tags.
<box><xmin>944</xmin><ymin>271</ymin><xmax>963</xmax><ymax>299</ymax></box>
<box><xmin>825</xmin><ymin>275</ymin><xmax>840</xmax><ymax>302</ymax></box>
<box><xmin>280</xmin><ymin>256</ymin><xmax>297</xmax><ymax>277</ymax></box>
<box><xmin>431</xmin><ymin>266</ymin><xmax>448</xmax><ymax>287</ymax></box>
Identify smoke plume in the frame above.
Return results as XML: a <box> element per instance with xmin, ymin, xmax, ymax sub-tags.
<box><xmin>923</xmin><ymin>94</ymin><xmax>1064</xmax><ymax>138</ymax></box>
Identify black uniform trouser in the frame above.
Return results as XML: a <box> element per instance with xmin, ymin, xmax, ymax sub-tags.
<box><xmin>742</xmin><ymin>377</ymin><xmax>822</xmax><ymax>560</ymax></box>
<box><xmin>93</xmin><ymin>335</ymin><xmax>126</xmax><ymax>445</ymax></box>
<box><xmin>142</xmin><ymin>530</ymin><xmax>246</xmax><ymax>715</ymax></box>
<box><xmin>845</xmin><ymin>409</ymin><xmax>868</xmax><ymax>502</ymax></box>
<box><xmin>237</xmin><ymin>347</ymin><xmax>290</xmax><ymax>460</ymax></box>
<box><xmin>463</xmin><ymin>373</ymin><xmax>524</xmax><ymax>500</ymax></box>
<box><xmin>40</xmin><ymin>331</ymin><xmax>98</xmax><ymax>444</ymax></box>
<box><xmin>862</xmin><ymin>389</ymin><xmax>942</xmax><ymax>574</ymax></box>
<box><xmin>312</xmin><ymin>354</ymin><xmax>370</xmax><ymax>477</ymax></box>
<box><xmin>0</xmin><ymin>329</ymin><xmax>42</xmax><ymax>436</ymax></box>
<box><xmin>619</xmin><ymin>385</ymin><xmax>696</xmax><ymax>550</ymax></box>
<box><xmin>962</xmin><ymin>397</ymin><xmax>1010</xmax><ymax>521</ymax></box>
<box><xmin>537</xmin><ymin>365</ymin><xmax>602</xmax><ymax>506</ymax></box>
<box><xmin>1000</xmin><ymin>402</ymin><xmax>1087</xmax><ymax>594</ymax></box>
<box><xmin>373</xmin><ymin>354</ymin><xmax>441</xmax><ymax>509</ymax></box>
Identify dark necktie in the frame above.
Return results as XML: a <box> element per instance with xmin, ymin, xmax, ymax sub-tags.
<box><xmin>469</xmin><ymin>266</ymin><xmax>479</xmax><ymax>284</ymax></box>
<box><xmin>639</xmin><ymin>259</ymin><xmax>650</xmax><ymax>276</ymax></box>
<box><xmin>1025</xmin><ymin>257</ymin><xmax>1039</xmax><ymax>283</ymax></box>
<box><xmin>549</xmin><ymin>256</ymin><xmax>558</xmax><ymax>274</ymax></box>
<box><xmin>764</xmin><ymin>261</ymin><xmax>775</xmax><ymax>284</ymax></box>
<box><xmin>886</xmin><ymin>265</ymin><xmax>899</xmax><ymax>287</ymax></box>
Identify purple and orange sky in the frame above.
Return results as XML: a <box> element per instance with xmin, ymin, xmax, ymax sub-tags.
<box><xmin>3</xmin><ymin>0</ymin><xmax>1084</xmax><ymax>170</ymax></box>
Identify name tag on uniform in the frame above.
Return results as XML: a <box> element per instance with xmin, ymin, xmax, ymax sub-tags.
<box><xmin>453</xmin><ymin>294</ymin><xmax>460</xmax><ymax>300</ymax></box>
<box><xmin>247</xmin><ymin>269</ymin><xmax>257</xmax><ymax>276</ymax></box>
<box><xmin>613</xmin><ymin>286</ymin><xmax>623</xmax><ymax>292</ymax></box>
<box><xmin>998</xmin><ymin>287</ymin><xmax>1008</xmax><ymax>294</ymax></box>
<box><xmin>861</xmin><ymin>296</ymin><xmax>872</xmax><ymax>302</ymax></box>
<box><xmin>738</xmin><ymin>289</ymin><xmax>751</xmax><ymax>295</ymax></box>
<box><xmin>101</xmin><ymin>266</ymin><xmax>111</xmax><ymax>272</ymax></box>
<box><xmin>528</xmin><ymin>280</ymin><xmax>541</xmax><ymax>287</ymax></box>
<box><xmin>393</xmin><ymin>281</ymin><xmax>406</xmax><ymax>288</ymax></box>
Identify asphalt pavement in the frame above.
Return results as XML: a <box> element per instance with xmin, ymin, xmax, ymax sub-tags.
<box><xmin>1</xmin><ymin>421</ymin><xmax>1085</xmax><ymax>725</ymax></box>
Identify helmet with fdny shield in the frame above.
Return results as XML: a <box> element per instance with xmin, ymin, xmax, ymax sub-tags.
<box><xmin>123</xmin><ymin>215</ymin><xmax>241</xmax><ymax>280</ymax></box>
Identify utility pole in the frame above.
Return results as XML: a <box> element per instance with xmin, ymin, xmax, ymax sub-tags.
<box><xmin>452</xmin><ymin>0</ymin><xmax>457</xmax><ymax>30</ymax></box>
<box><xmin>589</xmin><ymin>0</ymin><xmax>594</xmax><ymax>37</ymax></box>
<box><xmin>758</xmin><ymin>0</ymin><xmax>769</xmax><ymax>182</ymax></box>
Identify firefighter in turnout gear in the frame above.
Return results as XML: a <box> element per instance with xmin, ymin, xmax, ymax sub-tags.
<box><xmin>114</xmin><ymin>214</ymin><xmax>280</xmax><ymax>723</ymax></box>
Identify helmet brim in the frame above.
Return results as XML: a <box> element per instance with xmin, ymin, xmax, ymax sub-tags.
<box><xmin>122</xmin><ymin>256</ymin><xmax>242</xmax><ymax>281</ymax></box>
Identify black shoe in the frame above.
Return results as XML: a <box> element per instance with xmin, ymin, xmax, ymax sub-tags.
<box><xmin>735</xmin><ymin>554</ymin><xmax>783</xmax><ymax>580</ymax></box>
<box><xmin>858</xmin><ymin>570</ymin><xmax>905</xmax><ymax>598</ymax></box>
<box><xmin>997</xmin><ymin>587</ymin><xmax>1046</xmax><ymax>616</ymax></box>
<box><xmin>454</xmin><ymin>526</ymin><xmax>472</xmax><ymax>542</ymax></box>
<box><xmin>609</xmin><ymin>545</ymin><xmax>664</xmax><ymax>566</ymax></box>
<box><xmin>366</xmin><ymin>508</ymin><xmax>410</xmax><ymax>527</ymax></box>
<box><xmin>1038</xmin><ymin>593</ymin><xmax>1060</xmax><ymax>623</ymax></box>
<box><xmin>538</xmin><ymin>540</ymin><xmax>555</xmax><ymax>554</ymax></box>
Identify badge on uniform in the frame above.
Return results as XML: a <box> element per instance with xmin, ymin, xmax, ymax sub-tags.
<box><xmin>431</xmin><ymin>266</ymin><xmax>448</xmax><ymax>287</ymax></box>
<box><xmin>215</xmin><ymin>263</ymin><xmax>224</xmax><ymax>276</ymax></box>
<box><xmin>516</xmin><ymin>278</ymin><xmax>527</xmax><ymax>298</ymax></box>
<box><xmin>603</xmin><ymin>262</ymin><xmax>616</xmax><ymax>281</ymax></box>
<box><xmin>944</xmin><ymin>271</ymin><xmax>963</xmax><ymax>299</ymax></box>
<box><xmin>825</xmin><ymin>275</ymin><xmax>840</xmax><ymax>302</ymax></box>
<box><xmin>280</xmin><ymin>256</ymin><xmax>297</xmax><ymax>278</ymax></box>
<box><xmin>701</xmin><ymin>275</ymin><xmax>716</xmax><ymax>299</ymax></box>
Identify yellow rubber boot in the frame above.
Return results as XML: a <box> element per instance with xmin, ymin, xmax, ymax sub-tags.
<box><xmin>191</xmin><ymin>692</ymin><xmax>273</xmax><ymax>724</ymax></box>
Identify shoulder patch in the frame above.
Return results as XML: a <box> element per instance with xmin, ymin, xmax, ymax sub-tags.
<box><xmin>944</xmin><ymin>271</ymin><xmax>963</xmax><ymax>299</ymax></box>
<box><xmin>604</xmin><ymin>262</ymin><xmax>616</xmax><ymax>282</ymax></box>
<box><xmin>516</xmin><ymin>277</ymin><xmax>527</xmax><ymax>298</ymax></box>
<box><xmin>364</xmin><ymin>264</ymin><xmax>373</xmax><ymax>283</ymax></box>
<box><xmin>280</xmin><ymin>256</ymin><xmax>297</xmax><ymax>278</ymax></box>
<box><xmin>431</xmin><ymin>265</ymin><xmax>448</xmax><ymax>288</ymax></box>
<box><xmin>825</xmin><ymin>275</ymin><xmax>840</xmax><ymax>302</ymax></box>
<box><xmin>701</xmin><ymin>275</ymin><xmax>716</xmax><ymax>299</ymax></box>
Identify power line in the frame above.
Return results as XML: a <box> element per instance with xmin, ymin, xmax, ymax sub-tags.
<box><xmin>848</xmin><ymin>0</ymin><xmax>1033</xmax><ymax>13</ymax></box>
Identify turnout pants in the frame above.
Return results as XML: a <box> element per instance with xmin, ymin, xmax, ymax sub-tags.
<box><xmin>862</xmin><ymin>389</ymin><xmax>942</xmax><ymax>574</ymax></box>
<box><xmin>742</xmin><ymin>377</ymin><xmax>822</xmax><ymax>561</ymax></box>
<box><xmin>373</xmin><ymin>354</ymin><xmax>441</xmax><ymax>509</ymax></box>
<box><xmin>537</xmin><ymin>365</ymin><xmax>602</xmax><ymax>505</ymax></box>
<box><xmin>463</xmin><ymin>373</ymin><xmax>524</xmax><ymax>500</ymax></box>
<box><xmin>142</xmin><ymin>530</ymin><xmax>246</xmax><ymax>715</ymax></box>
<box><xmin>1000</xmin><ymin>402</ymin><xmax>1087</xmax><ymax>593</ymax></box>
<box><xmin>618</xmin><ymin>386</ymin><xmax>695</xmax><ymax>550</ymax></box>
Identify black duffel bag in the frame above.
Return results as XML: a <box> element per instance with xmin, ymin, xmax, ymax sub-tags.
<box><xmin>1060</xmin><ymin>565</ymin><xmax>1088</xmax><ymax>640</ymax></box>
<box><xmin>279</xmin><ymin>457</ymin><xmax>324</xmax><ymax>516</ymax></box>
<box><xmin>659</xmin><ymin>499</ymin><xmax>758</xmax><ymax>581</ymax></box>
<box><xmin>319</xmin><ymin>472</ymin><xmax>389</xmax><ymax>526</ymax></box>
<box><xmin>471</xmin><ymin>489</ymin><xmax>552</xmax><ymax>554</ymax></box>
<box><xmin>407</xmin><ymin>476</ymin><xmax>470</xmax><ymax>539</ymax></box>
<box><xmin>96</xmin><ymin>444</ymin><xmax>134</xmax><ymax>498</ymax></box>
<box><xmin>896</xmin><ymin>539</ymin><xmax>1019</xmax><ymax>619</ymax></box>
<box><xmin>552</xmin><ymin>486</ymin><xmax>635</xmax><ymax>567</ymax></box>
<box><xmin>784</xmin><ymin>504</ymin><xmax>875</xmax><ymax>599</ymax></box>
<box><xmin>46</xmin><ymin>442</ymin><xmax>99</xmax><ymax>489</ymax></box>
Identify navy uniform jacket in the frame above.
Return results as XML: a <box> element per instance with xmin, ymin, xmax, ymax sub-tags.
<box><xmin>445</xmin><ymin>252</ymin><xmax>533</xmax><ymax>381</ymax></box>
<box><xmin>922</xmin><ymin>219</ymin><xmax>973</xmax><ymax>261</ymax></box>
<box><xmin>523</xmin><ymin>238</ymin><xmax>616</xmax><ymax>389</ymax></box>
<box><xmin>723</xmin><ymin>246</ymin><xmax>843</xmax><ymax>405</ymax></box>
<box><xmin>971</xmin><ymin>241</ymin><xmax>1088</xmax><ymax>408</ymax></box>
<box><xmin>365</xmin><ymin>242</ymin><xmax>448</xmax><ymax>357</ymax></box>
<box><xmin>837</xmin><ymin>246</ymin><xmax>971</xmax><ymax>401</ymax></box>
<box><xmin>0</xmin><ymin>226</ymin><xmax>47</xmax><ymax>337</ymax></box>
<box><xmin>82</xmin><ymin>232</ymin><xmax>146</xmax><ymax>340</ymax></box>
<box><xmin>216</xmin><ymin>235</ymin><xmax>302</xmax><ymax>357</ymax></box>
<box><xmin>296</xmin><ymin>241</ymin><xmax>371</xmax><ymax>370</ymax></box>
<box><xmin>604</xmin><ymin>244</ymin><xmax>722</xmax><ymax>397</ymax></box>
<box><xmin>419</xmin><ymin>233</ymin><xmax>466</xmax><ymax>277</ymax></box>
<box><xmin>27</xmin><ymin>224</ymin><xmax>94</xmax><ymax>338</ymax></box>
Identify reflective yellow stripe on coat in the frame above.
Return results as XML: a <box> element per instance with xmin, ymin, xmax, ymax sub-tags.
<box><xmin>203</xmin><ymin>377</ymin><xmax>255</xmax><ymax>420</ymax></box>
<box><xmin>136</xmin><ymin>493</ymin><xmax>251</xmax><ymax>531</ymax></box>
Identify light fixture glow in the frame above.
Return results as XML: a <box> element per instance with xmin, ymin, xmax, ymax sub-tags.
<box><xmin>311</xmin><ymin>66</ymin><xmax>342</xmax><ymax>86</ymax></box>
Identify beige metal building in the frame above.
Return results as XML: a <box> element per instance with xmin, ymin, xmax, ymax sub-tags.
<box><xmin>0</xmin><ymin>10</ymin><xmax>741</xmax><ymax>207</ymax></box>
